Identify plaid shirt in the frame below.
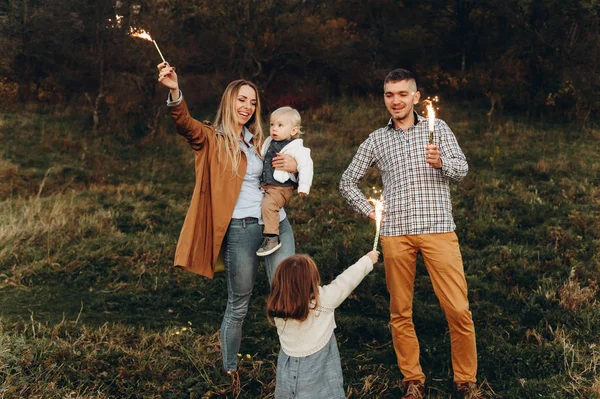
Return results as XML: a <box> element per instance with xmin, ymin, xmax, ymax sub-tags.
<box><xmin>339</xmin><ymin>112</ymin><xmax>468</xmax><ymax>236</ymax></box>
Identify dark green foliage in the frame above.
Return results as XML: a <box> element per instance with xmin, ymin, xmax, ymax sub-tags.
<box><xmin>1</xmin><ymin>1</ymin><xmax>599</xmax><ymax>128</ymax></box>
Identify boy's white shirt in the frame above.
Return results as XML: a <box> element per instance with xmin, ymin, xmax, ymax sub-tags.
<box><xmin>260</xmin><ymin>137</ymin><xmax>314</xmax><ymax>194</ymax></box>
<box><xmin>273</xmin><ymin>255</ymin><xmax>374</xmax><ymax>357</ymax></box>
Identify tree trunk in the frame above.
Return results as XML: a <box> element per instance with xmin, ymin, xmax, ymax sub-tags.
<box><xmin>149</xmin><ymin>106</ymin><xmax>163</xmax><ymax>137</ymax></box>
<box><xmin>487</xmin><ymin>97</ymin><xmax>496</xmax><ymax>124</ymax></box>
<box><xmin>84</xmin><ymin>92</ymin><xmax>104</xmax><ymax>135</ymax></box>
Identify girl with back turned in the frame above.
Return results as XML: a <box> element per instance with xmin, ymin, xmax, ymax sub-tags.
<box><xmin>266</xmin><ymin>251</ymin><xmax>379</xmax><ymax>398</ymax></box>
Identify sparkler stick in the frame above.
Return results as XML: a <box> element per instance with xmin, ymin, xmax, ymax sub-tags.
<box><xmin>373</xmin><ymin>221</ymin><xmax>381</xmax><ymax>251</ymax></box>
<box><xmin>152</xmin><ymin>40</ymin><xmax>166</xmax><ymax>63</ymax></box>
<box><xmin>368</xmin><ymin>197</ymin><xmax>384</xmax><ymax>251</ymax></box>
<box><xmin>129</xmin><ymin>28</ymin><xmax>166</xmax><ymax>63</ymax></box>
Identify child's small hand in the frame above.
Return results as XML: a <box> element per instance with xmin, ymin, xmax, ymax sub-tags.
<box><xmin>299</xmin><ymin>192</ymin><xmax>308</xmax><ymax>197</ymax></box>
<box><xmin>366</xmin><ymin>250</ymin><xmax>380</xmax><ymax>264</ymax></box>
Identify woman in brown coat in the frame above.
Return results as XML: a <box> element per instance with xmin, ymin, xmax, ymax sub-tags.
<box><xmin>158</xmin><ymin>62</ymin><xmax>297</xmax><ymax>375</ymax></box>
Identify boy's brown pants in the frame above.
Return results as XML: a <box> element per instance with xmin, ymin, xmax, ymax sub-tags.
<box><xmin>381</xmin><ymin>232</ymin><xmax>477</xmax><ymax>385</ymax></box>
<box><xmin>261</xmin><ymin>184</ymin><xmax>294</xmax><ymax>235</ymax></box>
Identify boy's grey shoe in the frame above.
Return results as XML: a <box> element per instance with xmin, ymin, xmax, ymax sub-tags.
<box><xmin>256</xmin><ymin>236</ymin><xmax>282</xmax><ymax>256</ymax></box>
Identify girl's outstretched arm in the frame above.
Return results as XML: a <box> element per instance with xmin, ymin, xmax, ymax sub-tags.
<box><xmin>320</xmin><ymin>251</ymin><xmax>379</xmax><ymax>308</ymax></box>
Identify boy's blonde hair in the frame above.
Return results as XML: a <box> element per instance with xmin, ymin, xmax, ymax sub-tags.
<box><xmin>270</xmin><ymin>106</ymin><xmax>303</xmax><ymax>138</ymax></box>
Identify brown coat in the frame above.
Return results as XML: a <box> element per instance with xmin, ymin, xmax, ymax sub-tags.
<box><xmin>171</xmin><ymin>99</ymin><xmax>246</xmax><ymax>279</ymax></box>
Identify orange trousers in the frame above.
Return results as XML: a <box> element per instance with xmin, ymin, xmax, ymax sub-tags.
<box><xmin>380</xmin><ymin>232</ymin><xmax>477</xmax><ymax>385</ymax></box>
<box><xmin>261</xmin><ymin>184</ymin><xmax>294</xmax><ymax>235</ymax></box>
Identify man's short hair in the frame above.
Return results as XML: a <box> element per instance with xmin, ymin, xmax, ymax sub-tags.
<box><xmin>384</xmin><ymin>69</ymin><xmax>418</xmax><ymax>91</ymax></box>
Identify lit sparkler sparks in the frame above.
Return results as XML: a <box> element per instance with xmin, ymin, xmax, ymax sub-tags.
<box><xmin>426</xmin><ymin>103</ymin><xmax>435</xmax><ymax>144</ymax></box>
<box><xmin>423</xmin><ymin>97</ymin><xmax>439</xmax><ymax>145</ymax></box>
<box><xmin>129</xmin><ymin>27</ymin><xmax>166</xmax><ymax>63</ymax></box>
<box><xmin>368</xmin><ymin>194</ymin><xmax>384</xmax><ymax>251</ymax></box>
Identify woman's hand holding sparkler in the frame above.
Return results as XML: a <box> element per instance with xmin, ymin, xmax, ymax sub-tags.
<box><xmin>366</xmin><ymin>250</ymin><xmax>380</xmax><ymax>264</ymax></box>
<box><xmin>157</xmin><ymin>62</ymin><xmax>179</xmax><ymax>100</ymax></box>
<box><xmin>426</xmin><ymin>144</ymin><xmax>442</xmax><ymax>169</ymax></box>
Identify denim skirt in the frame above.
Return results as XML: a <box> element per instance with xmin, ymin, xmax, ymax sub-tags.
<box><xmin>274</xmin><ymin>333</ymin><xmax>345</xmax><ymax>399</ymax></box>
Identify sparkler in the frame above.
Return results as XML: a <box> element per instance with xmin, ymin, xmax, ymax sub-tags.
<box><xmin>426</xmin><ymin>102</ymin><xmax>435</xmax><ymax>145</ymax></box>
<box><xmin>129</xmin><ymin>27</ymin><xmax>166</xmax><ymax>63</ymax></box>
<box><xmin>424</xmin><ymin>96</ymin><xmax>439</xmax><ymax>145</ymax></box>
<box><xmin>368</xmin><ymin>195</ymin><xmax>384</xmax><ymax>251</ymax></box>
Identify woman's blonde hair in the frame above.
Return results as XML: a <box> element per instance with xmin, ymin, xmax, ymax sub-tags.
<box><xmin>214</xmin><ymin>80</ymin><xmax>265</xmax><ymax>173</ymax></box>
<box><xmin>267</xmin><ymin>254</ymin><xmax>321</xmax><ymax>324</ymax></box>
<box><xmin>270</xmin><ymin>106</ymin><xmax>303</xmax><ymax>138</ymax></box>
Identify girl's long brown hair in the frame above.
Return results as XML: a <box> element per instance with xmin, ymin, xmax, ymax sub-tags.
<box><xmin>214</xmin><ymin>79</ymin><xmax>265</xmax><ymax>175</ymax></box>
<box><xmin>267</xmin><ymin>255</ymin><xmax>321</xmax><ymax>324</ymax></box>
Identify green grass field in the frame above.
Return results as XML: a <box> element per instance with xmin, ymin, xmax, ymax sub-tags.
<box><xmin>1</xmin><ymin>99</ymin><xmax>599</xmax><ymax>398</ymax></box>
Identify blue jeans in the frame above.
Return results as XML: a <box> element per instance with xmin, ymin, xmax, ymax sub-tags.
<box><xmin>220</xmin><ymin>217</ymin><xmax>295</xmax><ymax>371</ymax></box>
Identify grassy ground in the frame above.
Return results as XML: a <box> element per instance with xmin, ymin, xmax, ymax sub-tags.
<box><xmin>1</xmin><ymin>99</ymin><xmax>599</xmax><ymax>398</ymax></box>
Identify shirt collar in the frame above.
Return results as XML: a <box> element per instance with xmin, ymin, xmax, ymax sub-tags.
<box><xmin>241</xmin><ymin>126</ymin><xmax>253</xmax><ymax>145</ymax></box>
<box><xmin>387</xmin><ymin>111</ymin><xmax>426</xmax><ymax>129</ymax></box>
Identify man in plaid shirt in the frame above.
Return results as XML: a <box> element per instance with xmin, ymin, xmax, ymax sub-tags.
<box><xmin>339</xmin><ymin>69</ymin><xmax>480</xmax><ymax>399</ymax></box>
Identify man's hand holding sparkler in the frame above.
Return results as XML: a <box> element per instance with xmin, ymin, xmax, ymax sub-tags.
<box><xmin>426</xmin><ymin>144</ymin><xmax>442</xmax><ymax>169</ymax></box>
<box><xmin>157</xmin><ymin>62</ymin><xmax>179</xmax><ymax>101</ymax></box>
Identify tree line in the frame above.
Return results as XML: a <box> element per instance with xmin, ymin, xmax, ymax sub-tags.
<box><xmin>0</xmin><ymin>0</ymin><xmax>598</xmax><ymax>133</ymax></box>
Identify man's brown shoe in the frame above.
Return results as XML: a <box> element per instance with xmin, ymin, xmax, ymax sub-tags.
<box><xmin>457</xmin><ymin>382</ymin><xmax>484</xmax><ymax>399</ymax></box>
<box><xmin>402</xmin><ymin>381</ymin><xmax>425</xmax><ymax>399</ymax></box>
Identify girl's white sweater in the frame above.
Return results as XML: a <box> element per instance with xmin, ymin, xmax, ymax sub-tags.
<box><xmin>274</xmin><ymin>255</ymin><xmax>374</xmax><ymax>357</ymax></box>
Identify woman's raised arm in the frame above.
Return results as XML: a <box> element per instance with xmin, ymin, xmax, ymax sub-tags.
<box><xmin>157</xmin><ymin>62</ymin><xmax>207</xmax><ymax>151</ymax></box>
